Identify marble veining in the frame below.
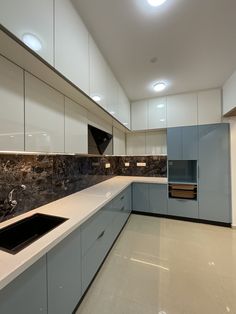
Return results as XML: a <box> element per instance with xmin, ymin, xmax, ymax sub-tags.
<box><xmin>0</xmin><ymin>154</ymin><xmax>167</xmax><ymax>222</ymax></box>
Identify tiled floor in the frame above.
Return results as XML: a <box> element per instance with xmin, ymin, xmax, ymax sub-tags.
<box><xmin>76</xmin><ymin>214</ymin><xmax>236</xmax><ymax>314</ymax></box>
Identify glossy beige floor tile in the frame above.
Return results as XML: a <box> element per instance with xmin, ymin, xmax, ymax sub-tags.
<box><xmin>76</xmin><ymin>215</ymin><xmax>236</xmax><ymax>314</ymax></box>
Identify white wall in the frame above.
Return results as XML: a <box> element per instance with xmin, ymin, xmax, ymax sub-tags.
<box><xmin>223</xmin><ymin>70</ymin><xmax>236</xmax><ymax>115</ymax></box>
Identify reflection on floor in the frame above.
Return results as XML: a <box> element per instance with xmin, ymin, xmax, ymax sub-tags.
<box><xmin>76</xmin><ymin>214</ymin><xmax>236</xmax><ymax>314</ymax></box>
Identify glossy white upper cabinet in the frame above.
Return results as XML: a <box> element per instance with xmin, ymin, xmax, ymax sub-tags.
<box><xmin>126</xmin><ymin>133</ymin><xmax>146</xmax><ymax>155</ymax></box>
<box><xmin>167</xmin><ymin>93</ymin><xmax>198</xmax><ymax>127</ymax></box>
<box><xmin>65</xmin><ymin>98</ymin><xmax>88</xmax><ymax>154</ymax></box>
<box><xmin>113</xmin><ymin>127</ymin><xmax>126</xmax><ymax>155</ymax></box>
<box><xmin>54</xmin><ymin>0</ymin><xmax>89</xmax><ymax>94</ymax></box>
<box><xmin>106</xmin><ymin>66</ymin><xmax>119</xmax><ymax>119</ymax></box>
<box><xmin>146</xmin><ymin>131</ymin><xmax>167</xmax><ymax>155</ymax></box>
<box><xmin>25</xmin><ymin>73</ymin><xmax>65</xmax><ymax>152</ymax></box>
<box><xmin>131</xmin><ymin>100</ymin><xmax>148</xmax><ymax>131</ymax></box>
<box><xmin>118</xmin><ymin>85</ymin><xmax>131</xmax><ymax>129</ymax></box>
<box><xmin>0</xmin><ymin>0</ymin><xmax>54</xmax><ymax>65</ymax></box>
<box><xmin>0</xmin><ymin>56</ymin><xmax>24</xmax><ymax>151</ymax></box>
<box><xmin>89</xmin><ymin>36</ymin><xmax>107</xmax><ymax>110</ymax></box>
<box><xmin>148</xmin><ymin>97</ymin><xmax>167</xmax><ymax>129</ymax></box>
<box><xmin>223</xmin><ymin>69</ymin><xmax>236</xmax><ymax>115</ymax></box>
<box><xmin>198</xmin><ymin>89</ymin><xmax>222</xmax><ymax>125</ymax></box>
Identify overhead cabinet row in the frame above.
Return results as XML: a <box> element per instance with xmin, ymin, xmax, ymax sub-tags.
<box><xmin>0</xmin><ymin>0</ymin><xmax>130</xmax><ymax>128</ymax></box>
<box><xmin>131</xmin><ymin>89</ymin><xmax>222</xmax><ymax>130</ymax></box>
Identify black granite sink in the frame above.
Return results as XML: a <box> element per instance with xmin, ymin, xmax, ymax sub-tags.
<box><xmin>0</xmin><ymin>213</ymin><xmax>68</xmax><ymax>254</ymax></box>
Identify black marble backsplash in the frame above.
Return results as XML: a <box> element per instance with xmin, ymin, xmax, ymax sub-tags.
<box><xmin>0</xmin><ymin>154</ymin><xmax>167</xmax><ymax>222</ymax></box>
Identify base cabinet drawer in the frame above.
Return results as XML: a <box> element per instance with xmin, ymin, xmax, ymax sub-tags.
<box><xmin>168</xmin><ymin>198</ymin><xmax>198</xmax><ymax>218</ymax></box>
<box><xmin>0</xmin><ymin>257</ymin><xmax>47</xmax><ymax>314</ymax></box>
<box><xmin>47</xmin><ymin>229</ymin><xmax>82</xmax><ymax>314</ymax></box>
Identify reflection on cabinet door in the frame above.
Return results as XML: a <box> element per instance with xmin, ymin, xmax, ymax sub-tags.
<box><xmin>198</xmin><ymin>124</ymin><xmax>231</xmax><ymax>223</ymax></box>
<box><xmin>0</xmin><ymin>0</ymin><xmax>54</xmax><ymax>64</ymax></box>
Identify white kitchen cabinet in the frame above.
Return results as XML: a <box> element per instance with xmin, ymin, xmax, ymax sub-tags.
<box><xmin>106</xmin><ymin>66</ymin><xmax>119</xmax><ymax>119</ymax></box>
<box><xmin>126</xmin><ymin>132</ymin><xmax>145</xmax><ymax>155</ymax></box>
<box><xmin>198</xmin><ymin>89</ymin><xmax>222</xmax><ymax>125</ymax></box>
<box><xmin>118</xmin><ymin>85</ymin><xmax>131</xmax><ymax>128</ymax></box>
<box><xmin>148</xmin><ymin>97</ymin><xmax>167</xmax><ymax>129</ymax></box>
<box><xmin>131</xmin><ymin>100</ymin><xmax>148</xmax><ymax>131</ymax></box>
<box><xmin>89</xmin><ymin>36</ymin><xmax>107</xmax><ymax>110</ymax></box>
<box><xmin>146</xmin><ymin>131</ymin><xmax>167</xmax><ymax>155</ymax></box>
<box><xmin>65</xmin><ymin>98</ymin><xmax>88</xmax><ymax>154</ymax></box>
<box><xmin>223</xmin><ymin>70</ymin><xmax>236</xmax><ymax>115</ymax></box>
<box><xmin>54</xmin><ymin>0</ymin><xmax>89</xmax><ymax>94</ymax></box>
<box><xmin>0</xmin><ymin>56</ymin><xmax>24</xmax><ymax>151</ymax></box>
<box><xmin>25</xmin><ymin>73</ymin><xmax>65</xmax><ymax>153</ymax></box>
<box><xmin>167</xmin><ymin>93</ymin><xmax>198</xmax><ymax>127</ymax></box>
<box><xmin>0</xmin><ymin>0</ymin><xmax>54</xmax><ymax>65</ymax></box>
<box><xmin>113</xmin><ymin>127</ymin><xmax>126</xmax><ymax>155</ymax></box>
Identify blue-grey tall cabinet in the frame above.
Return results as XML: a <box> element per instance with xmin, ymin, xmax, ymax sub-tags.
<box><xmin>198</xmin><ymin>123</ymin><xmax>231</xmax><ymax>223</ymax></box>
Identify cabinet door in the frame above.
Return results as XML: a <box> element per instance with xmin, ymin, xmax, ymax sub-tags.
<box><xmin>132</xmin><ymin>183</ymin><xmax>149</xmax><ymax>212</ymax></box>
<box><xmin>55</xmin><ymin>0</ymin><xmax>89</xmax><ymax>93</ymax></box>
<box><xmin>118</xmin><ymin>85</ymin><xmax>130</xmax><ymax>128</ymax></box>
<box><xmin>182</xmin><ymin>126</ymin><xmax>198</xmax><ymax>160</ymax></box>
<box><xmin>47</xmin><ymin>229</ymin><xmax>82</xmax><ymax>314</ymax></box>
<box><xmin>106</xmin><ymin>67</ymin><xmax>119</xmax><ymax>118</ymax></box>
<box><xmin>167</xmin><ymin>127</ymin><xmax>182</xmax><ymax>160</ymax></box>
<box><xmin>65</xmin><ymin>97</ymin><xmax>88</xmax><ymax>154</ymax></box>
<box><xmin>198</xmin><ymin>89</ymin><xmax>221</xmax><ymax>125</ymax></box>
<box><xmin>25</xmin><ymin>72</ymin><xmax>65</xmax><ymax>153</ymax></box>
<box><xmin>126</xmin><ymin>132</ymin><xmax>146</xmax><ymax>155</ymax></box>
<box><xmin>131</xmin><ymin>100</ymin><xmax>148</xmax><ymax>130</ymax></box>
<box><xmin>167</xmin><ymin>93</ymin><xmax>198</xmax><ymax>127</ymax></box>
<box><xmin>146</xmin><ymin>130</ymin><xmax>167</xmax><ymax>155</ymax></box>
<box><xmin>148</xmin><ymin>97</ymin><xmax>167</xmax><ymax>129</ymax></box>
<box><xmin>149</xmin><ymin>184</ymin><xmax>167</xmax><ymax>214</ymax></box>
<box><xmin>113</xmin><ymin>127</ymin><xmax>126</xmax><ymax>155</ymax></box>
<box><xmin>89</xmin><ymin>36</ymin><xmax>107</xmax><ymax>110</ymax></box>
<box><xmin>198</xmin><ymin>124</ymin><xmax>231</xmax><ymax>223</ymax></box>
<box><xmin>0</xmin><ymin>0</ymin><xmax>54</xmax><ymax>64</ymax></box>
<box><xmin>0</xmin><ymin>56</ymin><xmax>24</xmax><ymax>151</ymax></box>
<box><xmin>0</xmin><ymin>257</ymin><xmax>47</xmax><ymax>314</ymax></box>
<box><xmin>168</xmin><ymin>198</ymin><xmax>198</xmax><ymax>219</ymax></box>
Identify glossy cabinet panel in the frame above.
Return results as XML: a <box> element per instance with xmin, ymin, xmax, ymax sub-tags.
<box><xmin>148</xmin><ymin>97</ymin><xmax>167</xmax><ymax>129</ymax></box>
<box><xmin>106</xmin><ymin>66</ymin><xmax>119</xmax><ymax>119</ymax></box>
<box><xmin>0</xmin><ymin>0</ymin><xmax>54</xmax><ymax>64</ymax></box>
<box><xmin>132</xmin><ymin>183</ymin><xmax>149</xmax><ymax>212</ymax></box>
<box><xmin>47</xmin><ymin>229</ymin><xmax>82</xmax><ymax>314</ymax></box>
<box><xmin>167</xmin><ymin>93</ymin><xmax>198</xmax><ymax>127</ymax></box>
<box><xmin>198</xmin><ymin>89</ymin><xmax>221</xmax><ymax>125</ymax></box>
<box><xmin>89</xmin><ymin>36</ymin><xmax>107</xmax><ymax>110</ymax></box>
<box><xmin>126</xmin><ymin>132</ymin><xmax>146</xmax><ymax>155</ymax></box>
<box><xmin>118</xmin><ymin>85</ymin><xmax>131</xmax><ymax>128</ymax></box>
<box><xmin>0</xmin><ymin>257</ymin><xmax>47</xmax><ymax>314</ymax></box>
<box><xmin>65</xmin><ymin>97</ymin><xmax>88</xmax><ymax>154</ymax></box>
<box><xmin>131</xmin><ymin>100</ymin><xmax>148</xmax><ymax>130</ymax></box>
<box><xmin>167</xmin><ymin>127</ymin><xmax>182</xmax><ymax>160</ymax></box>
<box><xmin>198</xmin><ymin>124</ymin><xmax>231</xmax><ymax>223</ymax></box>
<box><xmin>0</xmin><ymin>56</ymin><xmax>24</xmax><ymax>151</ymax></box>
<box><xmin>113</xmin><ymin>127</ymin><xmax>126</xmax><ymax>155</ymax></box>
<box><xmin>149</xmin><ymin>184</ymin><xmax>168</xmax><ymax>215</ymax></box>
<box><xmin>146</xmin><ymin>131</ymin><xmax>167</xmax><ymax>155</ymax></box>
<box><xmin>25</xmin><ymin>73</ymin><xmax>65</xmax><ymax>152</ymax></box>
<box><xmin>55</xmin><ymin>0</ymin><xmax>89</xmax><ymax>94</ymax></box>
<box><xmin>182</xmin><ymin>126</ymin><xmax>198</xmax><ymax>160</ymax></box>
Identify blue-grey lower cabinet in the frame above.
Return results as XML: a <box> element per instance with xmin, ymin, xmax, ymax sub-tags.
<box><xmin>149</xmin><ymin>184</ymin><xmax>168</xmax><ymax>214</ymax></box>
<box><xmin>132</xmin><ymin>183</ymin><xmax>167</xmax><ymax>214</ymax></box>
<box><xmin>0</xmin><ymin>257</ymin><xmax>47</xmax><ymax>314</ymax></box>
<box><xmin>167</xmin><ymin>198</ymin><xmax>198</xmax><ymax>218</ymax></box>
<box><xmin>132</xmin><ymin>183</ymin><xmax>149</xmax><ymax>212</ymax></box>
<box><xmin>81</xmin><ymin>187</ymin><xmax>131</xmax><ymax>294</ymax></box>
<box><xmin>47</xmin><ymin>228</ymin><xmax>82</xmax><ymax>314</ymax></box>
<box><xmin>198</xmin><ymin>123</ymin><xmax>231</xmax><ymax>223</ymax></box>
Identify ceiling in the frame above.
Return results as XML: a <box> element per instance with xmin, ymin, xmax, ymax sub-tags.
<box><xmin>73</xmin><ymin>0</ymin><xmax>236</xmax><ymax>101</ymax></box>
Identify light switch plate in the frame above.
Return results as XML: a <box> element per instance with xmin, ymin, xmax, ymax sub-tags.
<box><xmin>137</xmin><ymin>162</ymin><xmax>146</xmax><ymax>167</ymax></box>
<box><xmin>125</xmin><ymin>162</ymin><xmax>130</xmax><ymax>167</ymax></box>
<box><xmin>105</xmin><ymin>163</ymin><xmax>111</xmax><ymax>169</ymax></box>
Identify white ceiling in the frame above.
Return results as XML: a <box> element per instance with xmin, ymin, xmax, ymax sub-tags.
<box><xmin>73</xmin><ymin>0</ymin><xmax>236</xmax><ymax>101</ymax></box>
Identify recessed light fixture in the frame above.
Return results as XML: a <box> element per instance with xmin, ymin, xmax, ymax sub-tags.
<box><xmin>147</xmin><ymin>0</ymin><xmax>167</xmax><ymax>7</ymax></box>
<box><xmin>92</xmin><ymin>95</ymin><xmax>101</xmax><ymax>102</ymax></box>
<box><xmin>153</xmin><ymin>82</ymin><xmax>166</xmax><ymax>92</ymax></box>
<box><xmin>22</xmin><ymin>33</ymin><xmax>42</xmax><ymax>52</ymax></box>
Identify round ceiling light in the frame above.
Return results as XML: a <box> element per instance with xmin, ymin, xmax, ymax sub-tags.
<box><xmin>147</xmin><ymin>0</ymin><xmax>167</xmax><ymax>7</ymax></box>
<box><xmin>153</xmin><ymin>82</ymin><xmax>166</xmax><ymax>92</ymax></box>
<box><xmin>22</xmin><ymin>33</ymin><xmax>42</xmax><ymax>52</ymax></box>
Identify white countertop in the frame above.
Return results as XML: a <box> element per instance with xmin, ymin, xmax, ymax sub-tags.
<box><xmin>0</xmin><ymin>176</ymin><xmax>167</xmax><ymax>290</ymax></box>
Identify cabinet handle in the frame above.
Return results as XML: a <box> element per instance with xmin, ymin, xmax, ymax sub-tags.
<box><xmin>97</xmin><ymin>230</ymin><xmax>105</xmax><ymax>240</ymax></box>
